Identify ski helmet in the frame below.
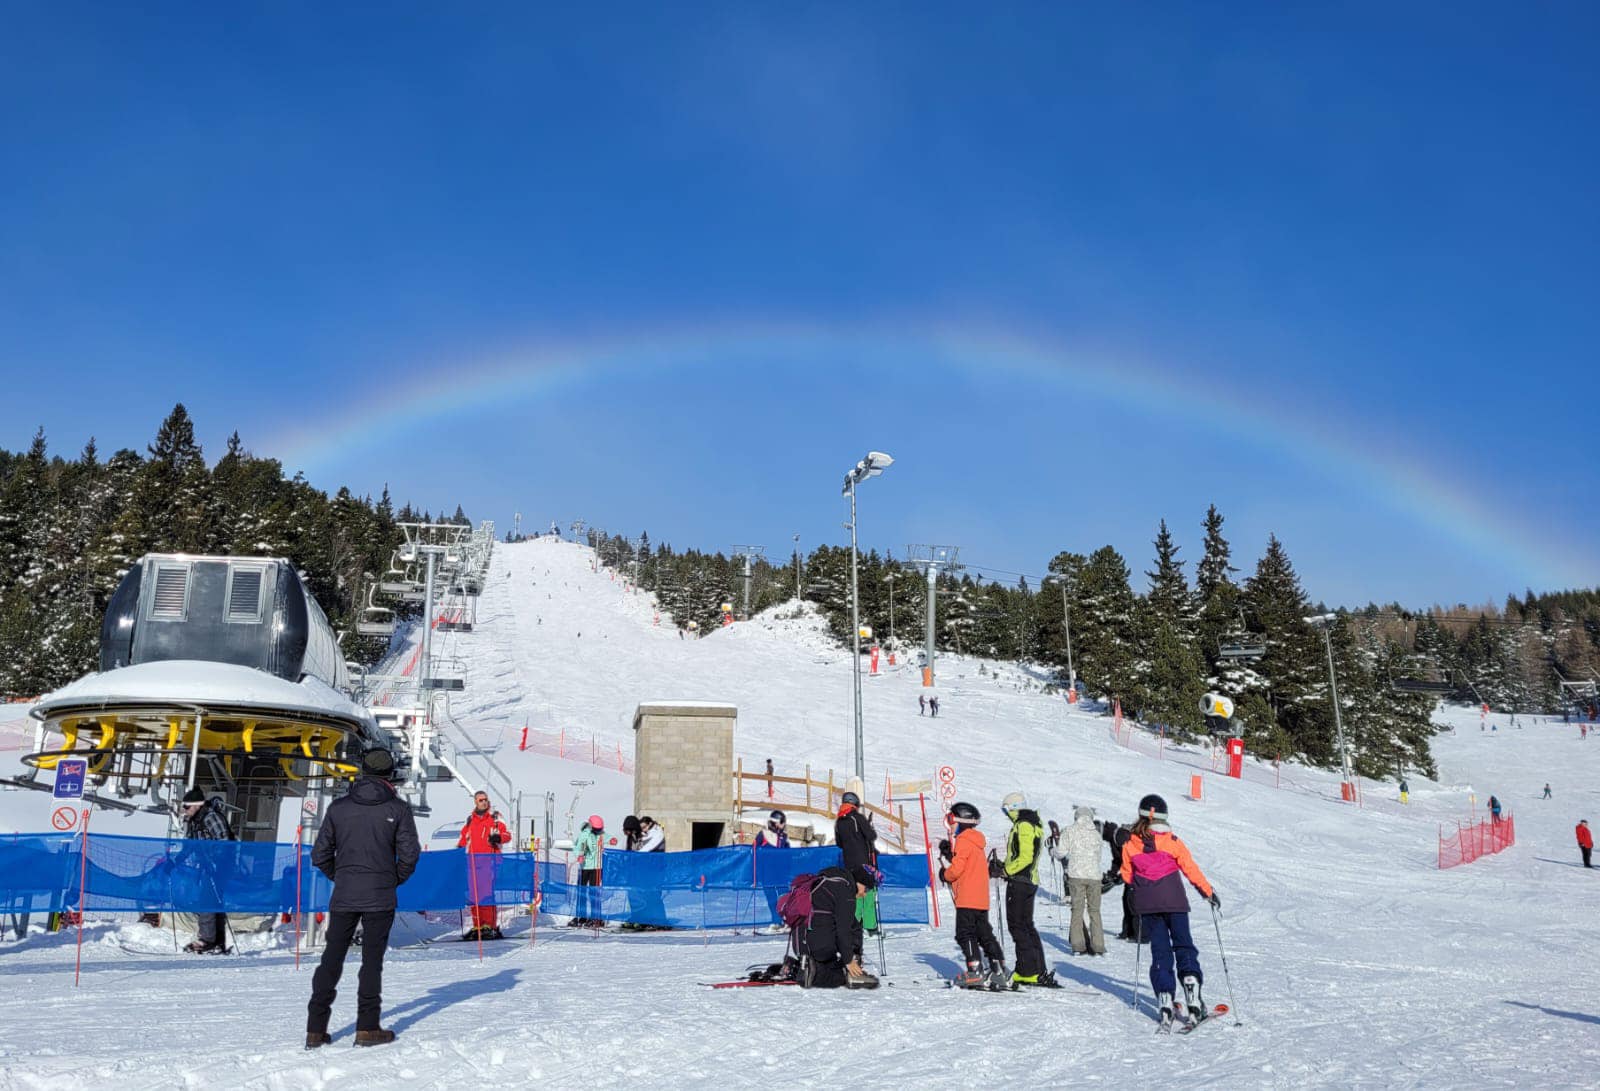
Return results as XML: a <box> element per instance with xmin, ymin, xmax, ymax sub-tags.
<box><xmin>841</xmin><ymin>791</ymin><xmax>861</xmax><ymax>807</ymax></box>
<box><xmin>949</xmin><ymin>801</ymin><xmax>981</xmax><ymax>824</ymax></box>
<box><xmin>1001</xmin><ymin>791</ymin><xmax>1029</xmax><ymax>817</ymax></box>
<box><xmin>1137</xmin><ymin>794</ymin><xmax>1168</xmax><ymax>822</ymax></box>
<box><xmin>769</xmin><ymin>809</ymin><xmax>787</xmax><ymax>827</ymax></box>
<box><xmin>588</xmin><ymin>814</ymin><xmax>605</xmax><ymax>830</ymax></box>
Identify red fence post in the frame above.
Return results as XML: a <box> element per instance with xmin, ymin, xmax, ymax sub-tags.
<box><xmin>74</xmin><ymin>808</ymin><xmax>91</xmax><ymax>987</ymax></box>
<box><xmin>919</xmin><ymin>793</ymin><xmax>941</xmax><ymax>929</ymax></box>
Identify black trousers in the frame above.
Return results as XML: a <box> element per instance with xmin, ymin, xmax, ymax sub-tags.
<box><xmin>955</xmin><ymin>907</ymin><xmax>1003</xmax><ymax>966</ymax></box>
<box><xmin>1120</xmin><ymin>884</ymin><xmax>1144</xmax><ymax>941</ymax></box>
<box><xmin>1583</xmin><ymin>846</ymin><xmax>1592</xmax><ymax>868</ymax></box>
<box><xmin>308</xmin><ymin>909</ymin><xmax>395</xmax><ymax>1033</ymax></box>
<box><xmin>1006</xmin><ymin>880</ymin><xmax>1045</xmax><ymax>978</ymax></box>
<box><xmin>197</xmin><ymin>912</ymin><xmax>227</xmax><ymax>946</ymax></box>
<box><xmin>807</xmin><ymin>957</ymin><xmax>849</xmax><ymax>988</ymax></box>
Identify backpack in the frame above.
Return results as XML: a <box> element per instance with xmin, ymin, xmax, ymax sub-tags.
<box><xmin>776</xmin><ymin>872</ymin><xmax>818</xmax><ymax>929</ymax></box>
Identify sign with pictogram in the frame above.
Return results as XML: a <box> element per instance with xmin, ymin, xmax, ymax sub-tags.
<box><xmin>52</xmin><ymin>806</ymin><xmax>78</xmax><ymax>831</ymax></box>
<box><xmin>938</xmin><ymin>764</ymin><xmax>957</xmax><ymax>802</ymax></box>
<box><xmin>53</xmin><ymin>758</ymin><xmax>86</xmax><ymax>800</ymax></box>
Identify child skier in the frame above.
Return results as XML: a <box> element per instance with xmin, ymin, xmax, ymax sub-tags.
<box><xmin>1119</xmin><ymin>794</ymin><xmax>1219</xmax><ymax>1030</ymax></box>
<box><xmin>939</xmin><ymin>801</ymin><xmax>1009</xmax><ymax>990</ymax></box>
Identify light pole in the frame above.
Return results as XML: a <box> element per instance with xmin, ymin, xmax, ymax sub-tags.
<box><xmin>1044</xmin><ymin>574</ymin><xmax>1077</xmax><ymax>696</ymax></box>
<box><xmin>884</xmin><ymin>572</ymin><xmax>897</xmax><ymax>651</ymax></box>
<box><xmin>1306</xmin><ymin>613</ymin><xmax>1354</xmax><ymax>794</ymax></box>
<box><xmin>843</xmin><ymin>451</ymin><xmax>894</xmax><ymax>782</ymax></box>
<box><xmin>793</xmin><ymin>534</ymin><xmax>802</xmax><ymax>601</ymax></box>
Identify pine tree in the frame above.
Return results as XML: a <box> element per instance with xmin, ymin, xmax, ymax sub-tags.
<box><xmin>1075</xmin><ymin>546</ymin><xmax>1141</xmax><ymax>711</ymax></box>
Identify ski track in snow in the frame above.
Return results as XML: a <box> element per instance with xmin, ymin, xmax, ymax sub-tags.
<box><xmin>3</xmin><ymin>538</ymin><xmax>1599</xmax><ymax>1088</ymax></box>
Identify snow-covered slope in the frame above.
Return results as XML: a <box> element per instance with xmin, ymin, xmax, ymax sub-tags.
<box><xmin>3</xmin><ymin>537</ymin><xmax>1598</xmax><ymax>1088</ymax></box>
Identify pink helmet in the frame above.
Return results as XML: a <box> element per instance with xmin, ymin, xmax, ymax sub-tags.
<box><xmin>588</xmin><ymin>814</ymin><xmax>604</xmax><ymax>830</ymax></box>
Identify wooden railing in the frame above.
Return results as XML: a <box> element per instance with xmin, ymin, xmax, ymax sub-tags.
<box><xmin>733</xmin><ymin>759</ymin><xmax>909</xmax><ymax>852</ymax></box>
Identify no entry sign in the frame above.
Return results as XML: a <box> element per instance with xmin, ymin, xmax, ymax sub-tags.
<box><xmin>51</xmin><ymin>806</ymin><xmax>78</xmax><ymax>831</ymax></box>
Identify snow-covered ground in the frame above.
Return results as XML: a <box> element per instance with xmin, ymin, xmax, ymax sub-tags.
<box><xmin>3</xmin><ymin>537</ymin><xmax>1598</xmax><ymax>1089</ymax></box>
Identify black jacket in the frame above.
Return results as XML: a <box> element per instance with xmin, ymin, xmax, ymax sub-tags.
<box><xmin>834</xmin><ymin>808</ymin><xmax>878</xmax><ymax>873</ymax></box>
<box><xmin>312</xmin><ymin>776</ymin><xmax>420</xmax><ymax>912</ymax></box>
<box><xmin>803</xmin><ymin>866</ymin><xmax>858</xmax><ymax>965</ymax></box>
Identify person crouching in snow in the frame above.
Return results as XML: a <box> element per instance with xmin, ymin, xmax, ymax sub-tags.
<box><xmin>1119</xmin><ymin>794</ymin><xmax>1219</xmax><ymax>1029</ymax></box>
<box><xmin>940</xmin><ymin>801</ymin><xmax>1008</xmax><ymax>990</ymax></box>
<box><xmin>458</xmin><ymin>791</ymin><xmax>509</xmax><ymax>940</ymax></box>
<box><xmin>801</xmin><ymin>866</ymin><xmax>881</xmax><ymax>989</ymax></box>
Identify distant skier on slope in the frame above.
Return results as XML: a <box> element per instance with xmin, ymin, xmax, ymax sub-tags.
<box><xmin>940</xmin><ymin>801</ymin><xmax>1008</xmax><ymax>990</ymax></box>
<box><xmin>1543</xmin><ymin>783</ymin><xmax>1552</xmax><ymax>800</ymax></box>
<box><xmin>1489</xmin><ymin>796</ymin><xmax>1503</xmax><ymax>823</ymax></box>
<box><xmin>1119</xmin><ymin>794</ymin><xmax>1218</xmax><ymax>1030</ymax></box>
<box><xmin>1577</xmin><ymin>820</ymin><xmax>1592</xmax><ymax>868</ymax></box>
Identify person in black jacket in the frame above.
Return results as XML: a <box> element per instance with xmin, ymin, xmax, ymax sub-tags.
<box><xmin>181</xmin><ymin>787</ymin><xmax>235</xmax><ymax>953</ymax></box>
<box><xmin>802</xmin><ymin>866</ymin><xmax>880</xmax><ymax>989</ymax></box>
<box><xmin>1102</xmin><ymin>821</ymin><xmax>1141</xmax><ymax>942</ymax></box>
<box><xmin>833</xmin><ymin>792</ymin><xmax>878</xmax><ymax>961</ymax></box>
<box><xmin>305</xmin><ymin>749</ymin><xmax>420</xmax><ymax>1049</ymax></box>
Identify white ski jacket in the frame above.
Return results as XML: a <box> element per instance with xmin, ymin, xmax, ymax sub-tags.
<box><xmin>1060</xmin><ymin>814</ymin><xmax>1104</xmax><ymax>880</ymax></box>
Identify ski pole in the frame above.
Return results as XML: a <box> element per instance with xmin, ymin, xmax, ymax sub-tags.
<box><xmin>1131</xmin><ymin>928</ymin><xmax>1143</xmax><ymax>1012</ymax></box>
<box><xmin>994</xmin><ymin>876</ymin><xmax>1007</xmax><ymax>964</ymax></box>
<box><xmin>1210</xmin><ymin>903</ymin><xmax>1242</xmax><ymax>1025</ymax></box>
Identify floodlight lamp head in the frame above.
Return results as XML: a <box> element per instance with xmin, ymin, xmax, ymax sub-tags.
<box><xmin>865</xmin><ymin>451</ymin><xmax>894</xmax><ymax>469</ymax></box>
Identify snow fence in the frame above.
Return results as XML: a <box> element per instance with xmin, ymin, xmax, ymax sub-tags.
<box><xmin>1437</xmin><ymin>814</ymin><xmax>1515</xmax><ymax>869</ymax></box>
<box><xmin>0</xmin><ymin>833</ymin><xmax>929</xmax><ymax>929</ymax></box>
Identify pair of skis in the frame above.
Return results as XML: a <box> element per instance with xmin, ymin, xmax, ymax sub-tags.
<box><xmin>1158</xmin><ymin>1003</ymin><xmax>1231</xmax><ymax>1035</ymax></box>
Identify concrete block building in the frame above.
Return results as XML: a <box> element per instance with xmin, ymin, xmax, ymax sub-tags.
<box><xmin>631</xmin><ymin>701</ymin><xmax>737</xmax><ymax>851</ymax></box>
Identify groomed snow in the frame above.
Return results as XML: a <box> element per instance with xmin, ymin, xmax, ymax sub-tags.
<box><xmin>3</xmin><ymin>538</ymin><xmax>1597</xmax><ymax>1088</ymax></box>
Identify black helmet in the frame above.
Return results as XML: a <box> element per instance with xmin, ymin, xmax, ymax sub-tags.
<box><xmin>1138</xmin><ymin>794</ymin><xmax>1168</xmax><ymax>821</ymax></box>
<box><xmin>841</xmin><ymin>791</ymin><xmax>861</xmax><ymax>806</ymax></box>
<box><xmin>769</xmin><ymin>810</ymin><xmax>787</xmax><ymax>826</ymax></box>
<box><xmin>949</xmin><ymin>801</ymin><xmax>980</xmax><ymax>823</ymax></box>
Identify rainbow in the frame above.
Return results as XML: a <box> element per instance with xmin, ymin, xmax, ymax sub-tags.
<box><xmin>264</xmin><ymin>321</ymin><xmax>1593</xmax><ymax>590</ymax></box>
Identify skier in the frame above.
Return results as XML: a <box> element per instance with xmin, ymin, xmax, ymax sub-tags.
<box><xmin>919</xmin><ymin>695</ymin><xmax>927</xmax><ymax>716</ymax></box>
<box><xmin>1489</xmin><ymin>795</ymin><xmax>1503</xmax><ymax>823</ymax></box>
<box><xmin>1543</xmin><ymin>783</ymin><xmax>1552</xmax><ymax>800</ymax></box>
<box><xmin>1058</xmin><ymin>805</ymin><xmax>1106</xmax><ymax>955</ymax></box>
<box><xmin>1119</xmin><ymin>794</ymin><xmax>1218</xmax><ymax>1030</ymax></box>
<box><xmin>457</xmin><ymin>791</ymin><xmax>509</xmax><ymax>940</ymax></box>
<box><xmin>180</xmin><ymin>787</ymin><xmax>235</xmax><ymax>954</ymax></box>
<box><xmin>930</xmin><ymin>696</ymin><xmax>940</xmax><ymax>717</ymax></box>
<box><xmin>1577</xmin><ymin>820</ymin><xmax>1592</xmax><ymax>868</ymax></box>
<box><xmin>1399</xmin><ymin>778</ymin><xmax>1410</xmax><ymax>805</ymax></box>
<box><xmin>835</xmin><ymin>791</ymin><xmax>879</xmax><ymax>963</ymax></box>
<box><xmin>755</xmin><ymin>810</ymin><xmax>790</xmax><ymax>849</ymax></box>
<box><xmin>637</xmin><ymin>815</ymin><xmax>666</xmax><ymax>852</ymax></box>
<box><xmin>1103</xmin><ymin>819</ymin><xmax>1141</xmax><ymax>942</ymax></box>
<box><xmin>800</xmin><ymin>866</ymin><xmax>880</xmax><ymax>988</ymax></box>
<box><xmin>1000</xmin><ymin>792</ymin><xmax>1053</xmax><ymax>986</ymax></box>
<box><xmin>570</xmin><ymin>816</ymin><xmax>605</xmax><ymax>928</ymax></box>
<box><xmin>939</xmin><ymin>801</ymin><xmax>1008</xmax><ymax>989</ymax></box>
<box><xmin>306</xmin><ymin>748</ymin><xmax>419</xmax><ymax>1048</ymax></box>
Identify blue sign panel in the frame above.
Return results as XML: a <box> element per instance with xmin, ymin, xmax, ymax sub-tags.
<box><xmin>53</xmin><ymin>758</ymin><xmax>87</xmax><ymax>800</ymax></box>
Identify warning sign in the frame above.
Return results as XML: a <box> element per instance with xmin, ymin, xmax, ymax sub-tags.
<box><xmin>51</xmin><ymin>806</ymin><xmax>78</xmax><ymax>831</ymax></box>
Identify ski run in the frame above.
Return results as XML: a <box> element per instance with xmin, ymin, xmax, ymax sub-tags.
<box><xmin>2</xmin><ymin>537</ymin><xmax>1597</xmax><ymax>1089</ymax></box>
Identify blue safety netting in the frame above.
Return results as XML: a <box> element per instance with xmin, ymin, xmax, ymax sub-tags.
<box><xmin>0</xmin><ymin>834</ymin><xmax>930</xmax><ymax>929</ymax></box>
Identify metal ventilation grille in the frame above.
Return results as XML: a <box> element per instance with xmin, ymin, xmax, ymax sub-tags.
<box><xmin>150</xmin><ymin>566</ymin><xmax>189</xmax><ymax>619</ymax></box>
<box><xmin>228</xmin><ymin>569</ymin><xmax>263</xmax><ymax>621</ymax></box>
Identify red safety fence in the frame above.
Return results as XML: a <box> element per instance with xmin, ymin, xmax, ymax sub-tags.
<box><xmin>1438</xmin><ymin>813</ymin><xmax>1515</xmax><ymax>869</ymax></box>
<box><xmin>517</xmin><ymin>722</ymin><xmax>634</xmax><ymax>774</ymax></box>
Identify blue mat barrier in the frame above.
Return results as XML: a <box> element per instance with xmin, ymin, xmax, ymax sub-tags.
<box><xmin>0</xmin><ymin>834</ymin><xmax>930</xmax><ymax>929</ymax></box>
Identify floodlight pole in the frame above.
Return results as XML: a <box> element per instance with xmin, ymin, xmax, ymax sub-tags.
<box><xmin>1058</xmin><ymin>582</ymin><xmax>1076</xmax><ymax>691</ymax></box>
<box><xmin>848</xmin><ymin>477</ymin><xmax>863</xmax><ymax>782</ymax></box>
<box><xmin>885</xmin><ymin>573</ymin><xmax>896</xmax><ymax>649</ymax></box>
<box><xmin>1310</xmin><ymin>615</ymin><xmax>1353</xmax><ymax>791</ymax></box>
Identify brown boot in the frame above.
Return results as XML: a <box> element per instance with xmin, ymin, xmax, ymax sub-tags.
<box><xmin>304</xmin><ymin>1032</ymin><xmax>332</xmax><ymax>1049</ymax></box>
<box><xmin>354</xmin><ymin>1028</ymin><xmax>396</xmax><ymax>1047</ymax></box>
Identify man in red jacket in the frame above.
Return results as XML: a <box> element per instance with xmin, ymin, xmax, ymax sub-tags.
<box><xmin>459</xmin><ymin>792</ymin><xmax>511</xmax><ymax>939</ymax></box>
<box><xmin>1578</xmin><ymin>820</ymin><xmax>1593</xmax><ymax>869</ymax></box>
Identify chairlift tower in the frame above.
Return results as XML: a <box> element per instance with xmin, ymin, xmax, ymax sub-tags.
<box><xmin>731</xmin><ymin>545</ymin><xmax>766</xmax><ymax>620</ymax></box>
<box><xmin>906</xmin><ymin>545</ymin><xmax>961</xmax><ymax>688</ymax></box>
<box><xmin>1306</xmin><ymin>614</ymin><xmax>1354</xmax><ymax>796</ymax></box>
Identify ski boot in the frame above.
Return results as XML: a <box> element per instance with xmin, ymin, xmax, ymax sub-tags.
<box><xmin>953</xmin><ymin>963</ymin><xmax>988</xmax><ymax>989</ymax></box>
<box><xmin>461</xmin><ymin>926</ymin><xmax>480</xmax><ymax>942</ymax></box>
<box><xmin>1181</xmin><ymin>974</ymin><xmax>1208</xmax><ymax>1023</ymax></box>
<box><xmin>845</xmin><ymin>961</ymin><xmax>880</xmax><ymax>990</ymax></box>
<box><xmin>1030</xmin><ymin>970</ymin><xmax>1062</xmax><ymax>989</ymax></box>
<box><xmin>987</xmin><ymin>961</ymin><xmax>1014</xmax><ymax>991</ymax></box>
<box><xmin>1156</xmin><ymin>991</ymin><xmax>1178</xmax><ymax>1032</ymax></box>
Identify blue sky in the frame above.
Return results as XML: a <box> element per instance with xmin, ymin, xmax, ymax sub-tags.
<box><xmin>2</xmin><ymin>4</ymin><xmax>1596</xmax><ymax>607</ymax></box>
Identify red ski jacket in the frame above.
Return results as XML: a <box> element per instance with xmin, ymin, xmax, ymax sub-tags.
<box><xmin>1578</xmin><ymin>823</ymin><xmax>1593</xmax><ymax>850</ymax></box>
<box><xmin>459</xmin><ymin>810</ymin><xmax>510</xmax><ymax>854</ymax></box>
